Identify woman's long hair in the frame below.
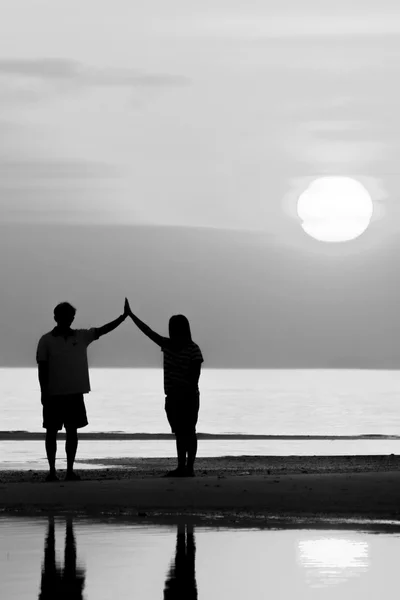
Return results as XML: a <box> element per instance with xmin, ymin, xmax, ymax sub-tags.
<box><xmin>169</xmin><ymin>315</ymin><xmax>192</xmax><ymax>349</ymax></box>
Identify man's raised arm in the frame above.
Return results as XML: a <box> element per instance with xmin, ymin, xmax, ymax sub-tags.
<box><xmin>95</xmin><ymin>299</ymin><xmax>129</xmax><ymax>338</ymax></box>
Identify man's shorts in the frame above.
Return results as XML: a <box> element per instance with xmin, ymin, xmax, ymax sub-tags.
<box><xmin>165</xmin><ymin>391</ymin><xmax>199</xmax><ymax>435</ymax></box>
<box><xmin>42</xmin><ymin>394</ymin><xmax>88</xmax><ymax>431</ymax></box>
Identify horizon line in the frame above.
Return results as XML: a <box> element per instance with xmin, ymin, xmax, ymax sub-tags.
<box><xmin>1</xmin><ymin>432</ymin><xmax>399</xmax><ymax>441</ymax></box>
<box><xmin>0</xmin><ymin>365</ymin><xmax>399</xmax><ymax>371</ymax></box>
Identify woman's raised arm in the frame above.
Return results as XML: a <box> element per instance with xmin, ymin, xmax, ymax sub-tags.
<box><xmin>125</xmin><ymin>298</ymin><xmax>168</xmax><ymax>347</ymax></box>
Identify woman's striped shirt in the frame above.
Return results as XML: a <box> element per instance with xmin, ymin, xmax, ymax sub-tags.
<box><xmin>161</xmin><ymin>341</ymin><xmax>203</xmax><ymax>395</ymax></box>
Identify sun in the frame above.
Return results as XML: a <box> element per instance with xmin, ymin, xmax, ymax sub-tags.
<box><xmin>297</xmin><ymin>177</ymin><xmax>373</xmax><ymax>242</ymax></box>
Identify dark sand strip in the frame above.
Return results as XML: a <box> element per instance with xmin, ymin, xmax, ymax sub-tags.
<box><xmin>1</xmin><ymin>456</ymin><xmax>400</xmax><ymax>520</ymax></box>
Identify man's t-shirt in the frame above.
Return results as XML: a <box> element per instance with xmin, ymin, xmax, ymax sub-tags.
<box><xmin>162</xmin><ymin>341</ymin><xmax>204</xmax><ymax>395</ymax></box>
<box><xmin>36</xmin><ymin>328</ymin><xmax>99</xmax><ymax>396</ymax></box>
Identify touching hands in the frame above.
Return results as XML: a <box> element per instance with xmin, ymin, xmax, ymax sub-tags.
<box><xmin>121</xmin><ymin>297</ymin><xmax>157</xmax><ymax>342</ymax></box>
<box><xmin>123</xmin><ymin>297</ymin><xmax>132</xmax><ymax>319</ymax></box>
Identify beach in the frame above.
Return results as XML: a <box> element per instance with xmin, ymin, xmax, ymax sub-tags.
<box><xmin>1</xmin><ymin>455</ymin><xmax>400</xmax><ymax>522</ymax></box>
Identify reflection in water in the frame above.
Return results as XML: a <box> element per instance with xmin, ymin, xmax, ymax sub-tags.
<box><xmin>298</xmin><ymin>537</ymin><xmax>369</xmax><ymax>587</ymax></box>
<box><xmin>2</xmin><ymin>515</ymin><xmax>400</xmax><ymax>599</ymax></box>
<box><xmin>164</xmin><ymin>524</ymin><xmax>198</xmax><ymax>599</ymax></box>
<box><xmin>38</xmin><ymin>517</ymin><xmax>86</xmax><ymax>599</ymax></box>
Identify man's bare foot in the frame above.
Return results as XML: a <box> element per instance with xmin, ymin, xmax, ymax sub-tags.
<box><xmin>45</xmin><ymin>472</ymin><xmax>59</xmax><ymax>482</ymax></box>
<box><xmin>65</xmin><ymin>471</ymin><xmax>81</xmax><ymax>481</ymax></box>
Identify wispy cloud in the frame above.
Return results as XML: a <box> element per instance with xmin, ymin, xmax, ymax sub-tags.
<box><xmin>0</xmin><ymin>158</ymin><xmax>116</xmax><ymax>181</ymax></box>
<box><xmin>0</xmin><ymin>156</ymin><xmax>123</xmax><ymax>224</ymax></box>
<box><xmin>0</xmin><ymin>58</ymin><xmax>189</xmax><ymax>87</ymax></box>
<box><xmin>158</xmin><ymin>13</ymin><xmax>400</xmax><ymax>39</ymax></box>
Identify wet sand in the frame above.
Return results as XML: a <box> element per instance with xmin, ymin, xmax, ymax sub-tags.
<box><xmin>1</xmin><ymin>455</ymin><xmax>400</xmax><ymax>521</ymax></box>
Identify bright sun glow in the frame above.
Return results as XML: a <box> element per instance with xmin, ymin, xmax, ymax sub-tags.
<box><xmin>297</xmin><ymin>177</ymin><xmax>373</xmax><ymax>242</ymax></box>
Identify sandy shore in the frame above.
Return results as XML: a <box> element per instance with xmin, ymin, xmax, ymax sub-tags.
<box><xmin>1</xmin><ymin>456</ymin><xmax>400</xmax><ymax>522</ymax></box>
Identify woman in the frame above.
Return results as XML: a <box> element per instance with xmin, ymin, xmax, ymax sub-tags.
<box><xmin>125</xmin><ymin>299</ymin><xmax>203</xmax><ymax>477</ymax></box>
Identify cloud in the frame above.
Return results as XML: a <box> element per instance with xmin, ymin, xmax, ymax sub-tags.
<box><xmin>159</xmin><ymin>13</ymin><xmax>400</xmax><ymax>39</ymax></box>
<box><xmin>0</xmin><ymin>158</ymin><xmax>116</xmax><ymax>181</ymax></box>
<box><xmin>0</xmin><ymin>58</ymin><xmax>189</xmax><ymax>88</ymax></box>
<box><xmin>0</xmin><ymin>157</ymin><xmax>125</xmax><ymax>224</ymax></box>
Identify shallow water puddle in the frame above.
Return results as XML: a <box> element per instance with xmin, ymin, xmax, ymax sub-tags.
<box><xmin>3</xmin><ymin>438</ymin><xmax>400</xmax><ymax>471</ymax></box>
<box><xmin>0</xmin><ymin>516</ymin><xmax>399</xmax><ymax>599</ymax></box>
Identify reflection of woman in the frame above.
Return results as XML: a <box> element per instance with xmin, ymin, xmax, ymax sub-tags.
<box><xmin>163</xmin><ymin>524</ymin><xmax>198</xmax><ymax>599</ymax></box>
<box><xmin>126</xmin><ymin>300</ymin><xmax>203</xmax><ymax>477</ymax></box>
<box><xmin>38</xmin><ymin>517</ymin><xmax>85</xmax><ymax>600</ymax></box>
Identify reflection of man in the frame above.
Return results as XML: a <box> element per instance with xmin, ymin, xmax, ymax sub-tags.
<box><xmin>164</xmin><ymin>524</ymin><xmax>198</xmax><ymax>599</ymax></box>
<box><xmin>37</xmin><ymin>300</ymin><xmax>129</xmax><ymax>481</ymax></box>
<box><xmin>38</xmin><ymin>517</ymin><xmax>85</xmax><ymax>600</ymax></box>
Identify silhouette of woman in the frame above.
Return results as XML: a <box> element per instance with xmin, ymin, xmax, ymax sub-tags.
<box><xmin>125</xmin><ymin>299</ymin><xmax>203</xmax><ymax>477</ymax></box>
<box><xmin>163</xmin><ymin>524</ymin><xmax>198</xmax><ymax>599</ymax></box>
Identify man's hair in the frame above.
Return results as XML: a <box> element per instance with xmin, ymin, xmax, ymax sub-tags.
<box><xmin>53</xmin><ymin>302</ymin><xmax>76</xmax><ymax>320</ymax></box>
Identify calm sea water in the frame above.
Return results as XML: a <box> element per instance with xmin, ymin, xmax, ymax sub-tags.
<box><xmin>1</xmin><ymin>516</ymin><xmax>400</xmax><ymax>599</ymax></box>
<box><xmin>1</xmin><ymin>367</ymin><xmax>400</xmax><ymax>436</ymax></box>
<box><xmin>2</xmin><ymin>368</ymin><xmax>400</xmax><ymax>466</ymax></box>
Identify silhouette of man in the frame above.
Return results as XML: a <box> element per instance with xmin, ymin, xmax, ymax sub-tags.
<box><xmin>163</xmin><ymin>524</ymin><xmax>198</xmax><ymax>599</ymax></box>
<box><xmin>37</xmin><ymin>300</ymin><xmax>129</xmax><ymax>481</ymax></box>
<box><xmin>38</xmin><ymin>517</ymin><xmax>85</xmax><ymax>600</ymax></box>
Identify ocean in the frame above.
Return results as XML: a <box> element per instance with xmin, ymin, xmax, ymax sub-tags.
<box><xmin>1</xmin><ymin>368</ymin><xmax>400</xmax><ymax>468</ymax></box>
<box><xmin>2</xmin><ymin>367</ymin><xmax>400</xmax><ymax>436</ymax></box>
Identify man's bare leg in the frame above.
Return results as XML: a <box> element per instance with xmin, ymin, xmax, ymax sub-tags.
<box><xmin>45</xmin><ymin>429</ymin><xmax>58</xmax><ymax>481</ymax></box>
<box><xmin>65</xmin><ymin>428</ymin><xmax>80</xmax><ymax>480</ymax></box>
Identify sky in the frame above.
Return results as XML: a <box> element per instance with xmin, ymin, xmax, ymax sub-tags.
<box><xmin>1</xmin><ymin>0</ymin><xmax>400</xmax><ymax>367</ymax></box>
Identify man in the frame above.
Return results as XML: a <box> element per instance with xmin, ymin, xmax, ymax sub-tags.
<box><xmin>37</xmin><ymin>300</ymin><xmax>129</xmax><ymax>481</ymax></box>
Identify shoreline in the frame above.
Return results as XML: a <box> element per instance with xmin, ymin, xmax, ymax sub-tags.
<box><xmin>1</xmin><ymin>455</ymin><xmax>400</xmax><ymax>522</ymax></box>
<box><xmin>2</xmin><ymin>454</ymin><xmax>400</xmax><ymax>480</ymax></box>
